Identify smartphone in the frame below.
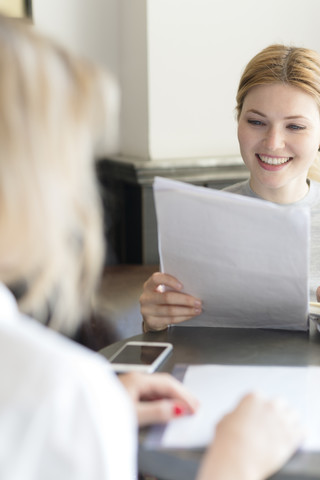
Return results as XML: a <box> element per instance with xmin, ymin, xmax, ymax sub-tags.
<box><xmin>109</xmin><ymin>341</ymin><xmax>173</xmax><ymax>373</ymax></box>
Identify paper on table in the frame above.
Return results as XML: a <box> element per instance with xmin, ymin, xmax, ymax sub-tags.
<box><xmin>153</xmin><ymin>176</ymin><xmax>310</xmax><ymax>330</ymax></box>
<box><xmin>157</xmin><ymin>364</ymin><xmax>320</xmax><ymax>451</ymax></box>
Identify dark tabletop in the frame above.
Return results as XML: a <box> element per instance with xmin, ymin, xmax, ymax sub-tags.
<box><xmin>99</xmin><ymin>322</ymin><xmax>320</xmax><ymax>480</ymax></box>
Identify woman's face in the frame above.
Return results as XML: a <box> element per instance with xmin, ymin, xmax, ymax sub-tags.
<box><xmin>237</xmin><ymin>83</ymin><xmax>320</xmax><ymax>203</ymax></box>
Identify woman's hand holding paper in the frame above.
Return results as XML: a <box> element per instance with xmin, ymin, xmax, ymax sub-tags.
<box><xmin>139</xmin><ymin>272</ymin><xmax>202</xmax><ymax>332</ymax></box>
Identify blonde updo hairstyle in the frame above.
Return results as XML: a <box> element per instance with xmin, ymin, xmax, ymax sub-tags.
<box><xmin>0</xmin><ymin>16</ymin><xmax>119</xmax><ymax>333</ymax></box>
<box><xmin>236</xmin><ymin>44</ymin><xmax>320</xmax><ymax>181</ymax></box>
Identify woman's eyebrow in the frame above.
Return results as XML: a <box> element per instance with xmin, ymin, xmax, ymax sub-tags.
<box><xmin>284</xmin><ymin>115</ymin><xmax>310</xmax><ymax>120</ymax></box>
<box><xmin>247</xmin><ymin>109</ymin><xmax>310</xmax><ymax>121</ymax></box>
<box><xmin>246</xmin><ymin>109</ymin><xmax>266</xmax><ymax>117</ymax></box>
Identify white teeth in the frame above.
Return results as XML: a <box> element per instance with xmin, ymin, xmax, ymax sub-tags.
<box><xmin>258</xmin><ymin>155</ymin><xmax>291</xmax><ymax>165</ymax></box>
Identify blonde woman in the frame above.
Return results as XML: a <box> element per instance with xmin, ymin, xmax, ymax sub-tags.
<box><xmin>0</xmin><ymin>17</ymin><xmax>302</xmax><ymax>480</ymax></box>
<box><xmin>141</xmin><ymin>44</ymin><xmax>320</xmax><ymax>332</ymax></box>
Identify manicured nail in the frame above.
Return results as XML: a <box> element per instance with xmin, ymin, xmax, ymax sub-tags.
<box><xmin>194</xmin><ymin>300</ymin><xmax>201</xmax><ymax>307</ymax></box>
<box><xmin>173</xmin><ymin>405</ymin><xmax>185</xmax><ymax>416</ymax></box>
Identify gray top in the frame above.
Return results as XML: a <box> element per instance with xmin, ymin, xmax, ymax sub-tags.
<box><xmin>225</xmin><ymin>179</ymin><xmax>320</xmax><ymax>301</ymax></box>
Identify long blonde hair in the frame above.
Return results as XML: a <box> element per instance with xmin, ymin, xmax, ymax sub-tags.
<box><xmin>236</xmin><ymin>44</ymin><xmax>320</xmax><ymax>181</ymax></box>
<box><xmin>0</xmin><ymin>16</ymin><xmax>119</xmax><ymax>333</ymax></box>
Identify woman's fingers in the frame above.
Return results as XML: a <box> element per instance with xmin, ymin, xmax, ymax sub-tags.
<box><xmin>144</xmin><ymin>272</ymin><xmax>183</xmax><ymax>292</ymax></box>
<box><xmin>136</xmin><ymin>399</ymin><xmax>192</xmax><ymax>427</ymax></box>
<box><xmin>197</xmin><ymin>392</ymin><xmax>303</xmax><ymax>480</ymax></box>
<box><xmin>120</xmin><ymin>372</ymin><xmax>199</xmax><ymax>427</ymax></box>
<box><xmin>149</xmin><ymin>289</ymin><xmax>201</xmax><ymax>309</ymax></box>
<box><xmin>140</xmin><ymin>272</ymin><xmax>202</xmax><ymax>331</ymax></box>
<box><xmin>137</xmin><ymin>372</ymin><xmax>199</xmax><ymax>410</ymax></box>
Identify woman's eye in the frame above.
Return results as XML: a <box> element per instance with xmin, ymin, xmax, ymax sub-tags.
<box><xmin>248</xmin><ymin>119</ymin><xmax>264</xmax><ymax>126</ymax></box>
<box><xmin>287</xmin><ymin>124</ymin><xmax>305</xmax><ymax>131</ymax></box>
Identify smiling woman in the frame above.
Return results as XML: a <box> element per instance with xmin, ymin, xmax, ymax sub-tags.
<box><xmin>139</xmin><ymin>43</ymin><xmax>320</xmax><ymax>331</ymax></box>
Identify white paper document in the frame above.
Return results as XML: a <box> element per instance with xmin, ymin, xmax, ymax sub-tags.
<box><xmin>158</xmin><ymin>364</ymin><xmax>320</xmax><ymax>451</ymax></box>
<box><xmin>153</xmin><ymin>176</ymin><xmax>310</xmax><ymax>330</ymax></box>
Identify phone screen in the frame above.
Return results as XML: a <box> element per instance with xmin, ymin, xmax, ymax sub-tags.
<box><xmin>111</xmin><ymin>344</ymin><xmax>167</xmax><ymax>365</ymax></box>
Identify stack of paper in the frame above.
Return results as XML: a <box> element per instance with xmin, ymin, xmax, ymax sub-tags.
<box><xmin>153</xmin><ymin>176</ymin><xmax>310</xmax><ymax>330</ymax></box>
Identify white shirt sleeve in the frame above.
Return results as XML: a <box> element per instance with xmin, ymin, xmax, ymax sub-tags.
<box><xmin>0</xmin><ymin>284</ymin><xmax>137</xmax><ymax>480</ymax></box>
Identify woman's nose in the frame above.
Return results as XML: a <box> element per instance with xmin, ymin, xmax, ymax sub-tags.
<box><xmin>263</xmin><ymin>127</ymin><xmax>285</xmax><ymax>151</ymax></box>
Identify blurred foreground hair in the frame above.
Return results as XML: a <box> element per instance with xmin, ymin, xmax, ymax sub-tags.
<box><xmin>0</xmin><ymin>15</ymin><xmax>119</xmax><ymax>334</ymax></box>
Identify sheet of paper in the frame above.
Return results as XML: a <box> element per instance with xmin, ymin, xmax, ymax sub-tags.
<box><xmin>157</xmin><ymin>364</ymin><xmax>320</xmax><ymax>451</ymax></box>
<box><xmin>153</xmin><ymin>176</ymin><xmax>310</xmax><ymax>330</ymax></box>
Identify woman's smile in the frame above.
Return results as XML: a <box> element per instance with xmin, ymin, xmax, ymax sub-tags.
<box><xmin>256</xmin><ymin>154</ymin><xmax>293</xmax><ymax>171</ymax></box>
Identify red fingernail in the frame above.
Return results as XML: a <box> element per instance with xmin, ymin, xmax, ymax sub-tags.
<box><xmin>173</xmin><ymin>405</ymin><xmax>184</xmax><ymax>416</ymax></box>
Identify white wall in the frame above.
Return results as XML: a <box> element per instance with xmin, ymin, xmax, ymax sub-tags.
<box><xmin>32</xmin><ymin>0</ymin><xmax>119</xmax><ymax>76</ymax></box>
<box><xmin>32</xmin><ymin>0</ymin><xmax>320</xmax><ymax>161</ymax></box>
<box><xmin>145</xmin><ymin>0</ymin><xmax>320</xmax><ymax>160</ymax></box>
